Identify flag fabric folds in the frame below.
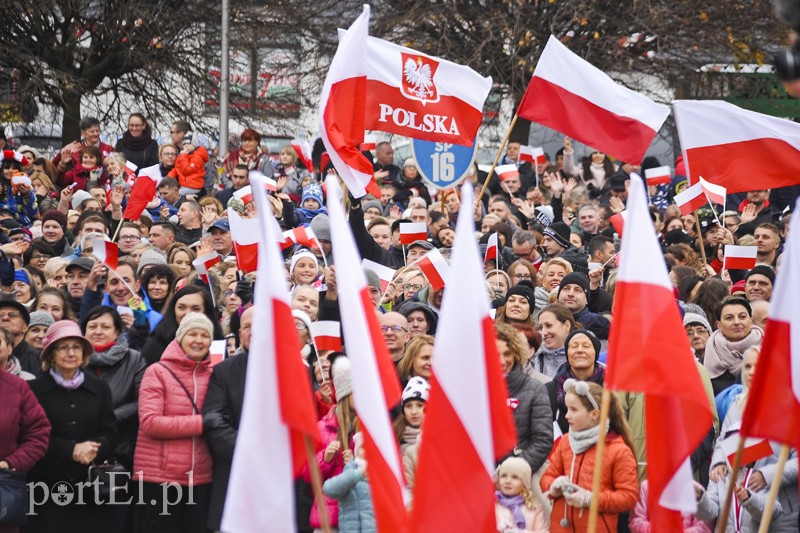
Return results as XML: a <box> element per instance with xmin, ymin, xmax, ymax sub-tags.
<box><xmin>361</xmin><ymin>259</ymin><xmax>396</xmax><ymax>291</ymax></box>
<box><xmin>89</xmin><ymin>239</ymin><xmax>118</xmax><ymax>270</ymax></box>
<box><xmin>484</xmin><ymin>233</ymin><xmax>498</xmax><ymax>263</ymax></box>
<box><xmin>495</xmin><ymin>164</ymin><xmax>519</xmax><ymax>182</ymax></box>
<box><xmin>644</xmin><ymin>166</ymin><xmax>671</xmax><ymax>185</ymax></box>
<box><xmin>674</xmin><ymin>182</ymin><xmax>707</xmax><ymax>216</ymax></box>
<box><xmin>416</xmin><ymin>248</ymin><xmax>450</xmax><ymax>292</ymax></box>
<box><xmin>192</xmin><ymin>252</ymin><xmax>221</xmax><ymax>284</ymax></box>
<box><xmin>123</xmin><ymin>174</ymin><xmax>158</xmax><ymax>220</ymax></box>
<box><xmin>229</xmin><ymin>210</ymin><xmax>260</xmax><ymax>272</ymax></box>
<box><xmin>605</xmin><ymin>176</ymin><xmax>713</xmax><ymax>530</ymax></box>
<box><xmin>310</xmin><ymin>321</ymin><xmax>343</xmax><ymax>352</ymax></box>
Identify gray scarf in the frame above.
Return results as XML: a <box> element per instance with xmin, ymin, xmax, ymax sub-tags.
<box><xmin>703</xmin><ymin>326</ymin><xmax>763</xmax><ymax>379</ymax></box>
<box><xmin>533</xmin><ymin>345</ymin><xmax>566</xmax><ymax>378</ymax></box>
<box><xmin>569</xmin><ymin>420</ymin><xmax>609</xmax><ymax>455</ymax></box>
<box><xmin>89</xmin><ymin>335</ymin><xmax>129</xmax><ymax>367</ymax></box>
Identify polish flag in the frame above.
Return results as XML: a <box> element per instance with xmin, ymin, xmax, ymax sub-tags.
<box><xmin>325</xmin><ymin>175</ymin><xmax>408</xmax><ymax>532</ymax></box>
<box><xmin>310</xmin><ymin>321</ymin><xmax>343</xmax><ymax>352</ymax></box>
<box><xmin>416</xmin><ymin>247</ymin><xmax>450</xmax><ymax>292</ymax></box>
<box><xmin>719</xmin><ymin>434</ymin><xmax>776</xmax><ymax>467</ymax></box>
<box><xmin>484</xmin><ymin>233</ymin><xmax>498</xmax><ymax>263</ymax></box>
<box><xmin>518</xmin><ymin>145</ymin><xmax>546</xmax><ymax>166</ymax></box>
<box><xmin>291</xmin><ymin>137</ymin><xmax>314</xmax><ymax>172</ymax></box>
<box><xmin>192</xmin><ymin>252</ymin><xmax>221</xmax><ymax>284</ymax></box>
<box><xmin>318</xmin><ymin>6</ymin><xmax>379</xmax><ymax>199</ymax></box>
<box><xmin>610</xmin><ymin>210</ymin><xmax>628</xmax><ymax>237</ymax></box>
<box><xmin>673</xmin><ymin>182</ymin><xmax>707</xmax><ymax>216</ymax></box>
<box><xmin>89</xmin><ymin>239</ymin><xmax>118</xmax><ymax>270</ymax></box>
<box><xmin>229</xmin><ymin>210</ymin><xmax>260</xmax><ymax>272</ymax></box>
<box><xmin>723</xmin><ymin>245</ymin><xmax>757</xmax><ymax>270</ymax></box>
<box><xmin>234</xmin><ymin>185</ymin><xmax>254</xmax><ymax>204</ymax></box>
<box><xmin>644</xmin><ymin>166</ymin><xmax>671</xmax><ymax>185</ymax></box>
<box><xmin>319</xmin><ymin>152</ymin><xmax>331</xmax><ymax>174</ymax></box>
<box><xmin>222</xmin><ymin>173</ymin><xmax>320</xmax><ymax>533</ymax></box>
<box><xmin>361</xmin><ymin>133</ymin><xmax>377</xmax><ymax>151</ymax></box>
<box><xmin>674</xmin><ymin>99</ymin><xmax>800</xmax><ymax>193</ymax></box>
<box><xmin>605</xmin><ymin>176</ymin><xmax>713</xmax><ymax>530</ymax></box>
<box><xmin>410</xmin><ymin>182</ymin><xmax>517</xmax><ymax>532</ymax></box>
<box><xmin>740</xmin><ymin>197</ymin><xmax>800</xmax><ymax>449</ymax></box>
<box><xmin>123</xmin><ymin>172</ymin><xmax>158</xmax><ymax>220</ymax></box>
<box><xmin>699</xmin><ymin>176</ymin><xmax>726</xmax><ymax>206</ymax></box>
<box><xmin>125</xmin><ymin>160</ymin><xmax>138</xmax><ymax>172</ymax></box>
<box><xmin>518</xmin><ymin>35</ymin><xmax>670</xmax><ymax>164</ymax></box>
<box><xmin>281</xmin><ymin>226</ymin><xmax>319</xmax><ymax>251</ymax></box>
<box><xmin>495</xmin><ymin>164</ymin><xmax>519</xmax><ymax>182</ymax></box>
<box><xmin>209</xmin><ymin>340</ymin><xmax>226</xmax><ymax>366</ymax></box>
<box><xmin>361</xmin><ymin>259</ymin><xmax>396</xmax><ymax>292</ymax></box>
<box><xmin>248</xmin><ymin>170</ymin><xmax>278</xmax><ymax>192</ymax></box>
<box><xmin>400</xmin><ymin>222</ymin><xmax>428</xmax><ymax>245</ymax></box>
<box><xmin>351</xmin><ymin>31</ymin><xmax>492</xmax><ymax>147</ymax></box>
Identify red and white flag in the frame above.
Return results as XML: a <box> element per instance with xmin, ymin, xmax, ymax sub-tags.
<box><xmin>644</xmin><ymin>166</ymin><xmax>671</xmax><ymax>185</ymax></box>
<box><xmin>484</xmin><ymin>233</ymin><xmax>498</xmax><ymax>263</ymax></box>
<box><xmin>248</xmin><ymin>170</ymin><xmax>277</xmax><ymax>192</ymax></box>
<box><xmin>610</xmin><ymin>210</ymin><xmax>628</xmax><ymax>237</ymax></box>
<box><xmin>416</xmin><ymin>246</ymin><xmax>450</xmax><ymax>292</ymax></box>
<box><xmin>123</xmin><ymin>172</ymin><xmax>158</xmax><ymax>220</ymax></box>
<box><xmin>674</xmin><ymin>100</ymin><xmax>800</xmax><ymax>193</ymax></box>
<box><xmin>125</xmin><ymin>160</ymin><xmax>138</xmax><ymax>172</ymax></box>
<box><xmin>518</xmin><ymin>35</ymin><xmax>670</xmax><ymax>164</ymax></box>
<box><xmin>518</xmin><ymin>145</ymin><xmax>546</xmax><ymax>166</ymax></box>
<box><xmin>723</xmin><ymin>245</ymin><xmax>758</xmax><ymax>270</ymax></box>
<box><xmin>495</xmin><ymin>164</ymin><xmax>519</xmax><ymax>182</ymax></box>
<box><xmin>352</xmin><ymin>31</ymin><xmax>492</xmax><ymax>147</ymax></box>
<box><xmin>400</xmin><ymin>222</ymin><xmax>427</xmax><ymax>245</ymax></box>
<box><xmin>673</xmin><ymin>182</ymin><xmax>707</xmax><ymax>216</ymax></box>
<box><xmin>361</xmin><ymin>259</ymin><xmax>396</xmax><ymax>292</ymax></box>
<box><xmin>234</xmin><ymin>185</ymin><xmax>254</xmax><ymax>204</ymax></box>
<box><xmin>740</xmin><ymin>197</ymin><xmax>800</xmax><ymax>449</ymax></box>
<box><xmin>229</xmin><ymin>210</ymin><xmax>260</xmax><ymax>272</ymax></box>
<box><xmin>291</xmin><ymin>137</ymin><xmax>314</xmax><ymax>172</ymax></box>
<box><xmin>326</xmin><ymin>176</ymin><xmax>408</xmax><ymax>531</ymax></box>
<box><xmin>281</xmin><ymin>226</ymin><xmax>319</xmax><ymax>251</ymax></box>
<box><xmin>410</xmin><ymin>182</ymin><xmax>516</xmax><ymax>532</ymax></box>
<box><xmin>89</xmin><ymin>239</ymin><xmax>118</xmax><ymax>270</ymax></box>
<box><xmin>605</xmin><ymin>175</ymin><xmax>713</xmax><ymax>531</ymax></box>
<box><xmin>310</xmin><ymin>321</ymin><xmax>343</xmax><ymax>352</ymax></box>
<box><xmin>699</xmin><ymin>176</ymin><xmax>726</xmax><ymax>206</ymax></box>
<box><xmin>318</xmin><ymin>6</ymin><xmax>379</xmax><ymax>199</ymax></box>
<box><xmin>361</xmin><ymin>133</ymin><xmax>377</xmax><ymax>151</ymax></box>
<box><xmin>192</xmin><ymin>252</ymin><xmax>222</xmax><ymax>284</ymax></box>
<box><xmin>222</xmin><ymin>173</ymin><xmax>320</xmax><ymax>533</ymax></box>
<box><xmin>719</xmin><ymin>434</ymin><xmax>776</xmax><ymax>467</ymax></box>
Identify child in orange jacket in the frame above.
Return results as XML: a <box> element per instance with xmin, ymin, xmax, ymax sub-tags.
<box><xmin>169</xmin><ymin>143</ymin><xmax>208</xmax><ymax>195</ymax></box>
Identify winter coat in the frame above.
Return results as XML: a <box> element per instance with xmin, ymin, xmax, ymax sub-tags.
<box><xmin>495</xmin><ymin>501</ymin><xmax>549</xmax><ymax>533</ymax></box>
<box><xmin>170</xmin><ymin>146</ymin><xmax>210</xmax><ymax>191</ymax></box>
<box><xmin>202</xmin><ymin>351</ymin><xmax>247</xmax><ymax>530</ymax></box>
<box><xmin>629</xmin><ymin>480</ymin><xmax>712</xmax><ymax>533</ymax></box>
<box><xmin>114</xmin><ymin>135</ymin><xmax>159</xmax><ymax>170</ymax></box>
<box><xmin>323</xmin><ymin>460</ymin><xmax>376</xmax><ymax>533</ymax></box>
<box><xmin>349</xmin><ymin>204</ymin><xmax>406</xmax><ymax>268</ymax></box>
<box><xmin>504</xmin><ymin>364</ymin><xmax>553</xmax><ymax>473</ymax></box>
<box><xmin>28</xmin><ymin>371</ymin><xmax>118</xmax><ymax>484</ymax></box>
<box><xmin>541</xmin><ymin>432</ymin><xmax>639</xmax><ymax>533</ymax></box>
<box><xmin>573</xmin><ymin>306</ymin><xmax>610</xmax><ymax>340</ymax></box>
<box><xmin>134</xmin><ymin>339</ymin><xmax>213</xmax><ymax>486</ymax></box>
<box><xmin>61</xmin><ymin>162</ymin><xmax>105</xmax><ymax>191</ymax></box>
<box><xmin>0</xmin><ymin>371</ymin><xmax>50</xmax><ymax>472</ymax></box>
<box><xmin>13</xmin><ymin>339</ymin><xmax>42</xmax><ymax>377</ymax></box>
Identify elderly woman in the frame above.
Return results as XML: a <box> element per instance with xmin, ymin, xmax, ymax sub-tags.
<box><xmin>392</xmin><ymin>158</ymin><xmax>431</xmax><ymax>207</ymax></box>
<box><xmin>81</xmin><ymin>306</ymin><xmax>145</xmax><ymax>470</ymax></box>
<box><xmin>12</xmin><ymin>269</ymin><xmax>37</xmax><ymax>308</ymax></box>
<box><xmin>704</xmin><ymin>296</ymin><xmax>764</xmax><ymax>396</ymax></box>
<box><xmin>134</xmin><ymin>312</ymin><xmax>214</xmax><ymax>531</ymax></box>
<box><xmin>223</xmin><ymin>128</ymin><xmax>268</xmax><ymax>183</ymax></box>
<box><xmin>546</xmin><ymin>328</ymin><xmax>606</xmax><ymax>434</ymax></box>
<box><xmin>28</xmin><ymin>320</ymin><xmax>119</xmax><ymax>532</ymax></box>
<box><xmin>495</xmin><ymin>323</ymin><xmax>553</xmax><ymax>480</ymax></box>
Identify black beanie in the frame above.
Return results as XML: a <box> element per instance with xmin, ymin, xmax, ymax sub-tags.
<box><xmin>505</xmin><ymin>283</ymin><xmax>534</xmax><ymax>308</ymax></box>
<box><xmin>565</xmin><ymin>328</ymin><xmax>601</xmax><ymax>363</ymax></box>
<box><xmin>745</xmin><ymin>264</ymin><xmax>775</xmax><ymax>285</ymax></box>
<box><xmin>558</xmin><ymin>272</ymin><xmax>590</xmax><ymax>299</ymax></box>
<box><xmin>543</xmin><ymin>221</ymin><xmax>572</xmax><ymax>249</ymax></box>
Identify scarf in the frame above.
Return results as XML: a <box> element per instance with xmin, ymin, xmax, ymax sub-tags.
<box><xmin>121</xmin><ymin>129</ymin><xmax>153</xmax><ymax>151</ymax></box>
<box><xmin>89</xmin><ymin>335</ymin><xmax>129</xmax><ymax>367</ymax></box>
<box><xmin>553</xmin><ymin>362</ymin><xmax>605</xmax><ymax>406</ymax></box>
<box><xmin>237</xmin><ymin>149</ymin><xmax>261</xmax><ymax>169</ymax></box>
<box><xmin>400</xmin><ymin>425</ymin><xmax>420</xmax><ymax>453</ymax></box>
<box><xmin>587</xmin><ymin>162</ymin><xmax>607</xmax><ymax>189</ymax></box>
<box><xmin>47</xmin><ymin>236</ymin><xmax>69</xmax><ymax>256</ymax></box>
<box><xmin>495</xmin><ymin>491</ymin><xmax>526</xmax><ymax>529</ymax></box>
<box><xmin>296</xmin><ymin>205</ymin><xmax>327</xmax><ymax>222</ymax></box>
<box><xmin>569</xmin><ymin>421</ymin><xmax>608</xmax><ymax>455</ymax></box>
<box><xmin>533</xmin><ymin>345</ymin><xmax>566</xmax><ymax>378</ymax></box>
<box><xmin>6</xmin><ymin>356</ymin><xmax>23</xmax><ymax>376</ymax></box>
<box><xmin>703</xmin><ymin>327</ymin><xmax>764</xmax><ymax>379</ymax></box>
<box><xmin>50</xmin><ymin>367</ymin><xmax>85</xmax><ymax>390</ymax></box>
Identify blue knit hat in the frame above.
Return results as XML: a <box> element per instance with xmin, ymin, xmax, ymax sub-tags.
<box><xmin>301</xmin><ymin>184</ymin><xmax>324</xmax><ymax>207</ymax></box>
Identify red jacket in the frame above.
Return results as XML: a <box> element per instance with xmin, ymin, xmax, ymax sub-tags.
<box><xmin>170</xmin><ymin>147</ymin><xmax>209</xmax><ymax>191</ymax></box>
<box><xmin>134</xmin><ymin>340</ymin><xmax>213</xmax><ymax>486</ymax></box>
<box><xmin>0</xmin><ymin>372</ymin><xmax>50</xmax><ymax>472</ymax></box>
<box><xmin>59</xmin><ymin>162</ymin><xmax>106</xmax><ymax>191</ymax></box>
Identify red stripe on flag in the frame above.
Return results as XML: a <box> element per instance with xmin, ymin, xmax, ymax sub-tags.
<box><xmin>481</xmin><ymin>316</ymin><xmax>518</xmax><ymax>457</ymax></box>
<box><xmin>361</xmin><ymin>428</ymin><xmax>408</xmax><ymax>533</ymax></box>
<box><xmin>314</xmin><ymin>335</ymin><xmax>342</xmax><ymax>352</ymax></box>
<box><xmin>234</xmin><ymin>242</ymin><xmax>258</xmax><ymax>273</ymax></box>
<box><xmin>725</xmin><ymin>256</ymin><xmax>757</xmax><ymax>270</ymax></box>
<box><xmin>418</xmin><ymin>255</ymin><xmax>446</xmax><ymax>291</ymax></box>
<box><xmin>359</xmin><ymin>289</ymin><xmax>401</xmax><ymax>407</ymax></box>
<box><xmin>518</xmin><ymin>76</ymin><xmax>658</xmax><ymax>164</ymax></box>
<box><xmin>123</xmin><ymin>177</ymin><xmax>157</xmax><ymax>220</ymax></box>
<box><xmin>610</xmin><ymin>211</ymin><xmax>626</xmax><ymax>236</ymax></box>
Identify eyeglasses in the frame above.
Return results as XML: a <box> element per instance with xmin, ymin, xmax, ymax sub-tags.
<box><xmin>0</xmin><ymin>312</ymin><xmax>20</xmax><ymax>319</ymax></box>
<box><xmin>403</xmin><ymin>284</ymin><xmax>423</xmax><ymax>291</ymax></box>
<box><xmin>686</xmin><ymin>327</ymin><xmax>709</xmax><ymax>338</ymax></box>
<box><xmin>162</xmin><ymin>152</ymin><xmax>177</xmax><ymax>157</ymax></box>
<box><xmin>513</xmin><ymin>273</ymin><xmax>532</xmax><ymax>280</ymax></box>
<box><xmin>513</xmin><ymin>247</ymin><xmax>535</xmax><ymax>258</ymax></box>
<box><xmin>381</xmin><ymin>325</ymin><xmax>407</xmax><ymax>333</ymax></box>
<box><xmin>55</xmin><ymin>343</ymin><xmax>84</xmax><ymax>354</ymax></box>
<box><xmin>119</xmin><ymin>235</ymin><xmax>140</xmax><ymax>241</ymax></box>
<box><xmin>223</xmin><ymin>289</ymin><xmax>236</xmax><ymax>298</ymax></box>
<box><xmin>32</xmin><ymin>254</ymin><xmax>51</xmax><ymax>260</ymax></box>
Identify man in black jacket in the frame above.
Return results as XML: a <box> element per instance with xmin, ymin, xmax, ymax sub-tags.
<box><xmin>0</xmin><ymin>297</ymin><xmax>40</xmax><ymax>376</ymax></box>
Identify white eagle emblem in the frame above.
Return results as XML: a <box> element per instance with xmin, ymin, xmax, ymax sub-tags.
<box><xmin>401</xmin><ymin>55</ymin><xmax>440</xmax><ymax>105</ymax></box>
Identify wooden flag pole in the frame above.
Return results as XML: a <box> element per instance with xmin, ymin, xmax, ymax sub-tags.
<box><xmin>304</xmin><ymin>435</ymin><xmax>332</xmax><ymax>533</ymax></box>
<box><xmin>693</xmin><ymin>214</ymin><xmax>709</xmax><ymax>267</ymax></box>
<box><xmin>111</xmin><ymin>218</ymin><xmax>125</xmax><ymax>242</ymax></box>
<box><xmin>756</xmin><ymin>444</ymin><xmax>791</xmax><ymax>533</ymax></box>
<box><xmin>587</xmin><ymin>389</ymin><xmax>612</xmax><ymax>533</ymax></box>
<box><xmin>475</xmin><ymin>114</ymin><xmax>519</xmax><ymax>205</ymax></box>
<box><xmin>716</xmin><ymin>434</ymin><xmax>746</xmax><ymax>533</ymax></box>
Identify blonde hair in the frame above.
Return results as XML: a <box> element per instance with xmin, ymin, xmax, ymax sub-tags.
<box><xmin>396</xmin><ymin>335</ymin><xmax>434</xmax><ymax>382</ymax></box>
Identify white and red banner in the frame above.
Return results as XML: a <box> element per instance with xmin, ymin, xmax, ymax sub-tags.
<box><xmin>326</xmin><ymin>176</ymin><xmax>408</xmax><ymax>532</ymax></box>
<box><xmin>318</xmin><ymin>6</ymin><xmax>378</xmax><ymax>199</ymax></box>
<box><xmin>281</xmin><ymin>226</ymin><xmax>319</xmax><ymax>251</ymax></box>
<box><xmin>416</xmin><ymin>248</ymin><xmax>450</xmax><ymax>292</ymax></box>
<box><xmin>519</xmin><ymin>145</ymin><xmax>546</xmax><ymax>166</ymax></box>
<box><xmin>740</xmin><ymin>198</ymin><xmax>800</xmax><ymax>449</ymax></box>
<box><xmin>361</xmin><ymin>133</ymin><xmax>377</xmax><ymax>151</ymax></box>
<box><xmin>484</xmin><ymin>233</ymin><xmax>498</xmax><ymax>263</ymax></box>
<box><xmin>223</xmin><ymin>174</ymin><xmax>320</xmax><ymax>533</ymax></box>
<box><xmin>610</xmin><ymin>210</ymin><xmax>628</xmax><ymax>237</ymax></box>
<box><xmin>518</xmin><ymin>35</ymin><xmax>670</xmax><ymax>164</ymax></box>
<box><xmin>234</xmin><ymin>185</ymin><xmax>254</xmax><ymax>204</ymax></box>
<box><xmin>192</xmin><ymin>252</ymin><xmax>222</xmax><ymax>284</ymax></box>
<box><xmin>248</xmin><ymin>170</ymin><xmax>277</xmax><ymax>192</ymax></box>
<box><xmin>723</xmin><ymin>245</ymin><xmax>758</xmax><ymax>270</ymax></box>
<box><xmin>673</xmin><ymin>182</ymin><xmax>707</xmax><ymax>216</ymax></box>
<box><xmin>719</xmin><ymin>434</ymin><xmax>776</xmax><ymax>468</ymax></box>
<box><xmin>605</xmin><ymin>176</ymin><xmax>713</xmax><ymax>531</ymax></box>
<box><xmin>674</xmin><ymin>100</ymin><xmax>800</xmax><ymax>193</ymax></box>
<box><xmin>291</xmin><ymin>137</ymin><xmax>314</xmax><ymax>172</ymax></box>
<box><xmin>644</xmin><ymin>166</ymin><xmax>671</xmax><ymax>185</ymax></box>
<box><xmin>495</xmin><ymin>164</ymin><xmax>520</xmax><ymax>182</ymax></box>
<box><xmin>361</xmin><ymin>259</ymin><xmax>397</xmax><ymax>292</ymax></box>
<box><xmin>89</xmin><ymin>239</ymin><xmax>118</xmax><ymax>270</ymax></box>
<box><xmin>410</xmin><ymin>182</ymin><xmax>517</xmax><ymax>532</ymax></box>
<box><xmin>310</xmin><ymin>321</ymin><xmax>343</xmax><ymax>352</ymax></box>
<box><xmin>400</xmin><ymin>222</ymin><xmax>428</xmax><ymax>245</ymax></box>
<box><xmin>699</xmin><ymin>176</ymin><xmax>726</xmax><ymax>206</ymax></box>
<box><xmin>229</xmin><ymin>211</ymin><xmax>260</xmax><ymax>272</ymax></box>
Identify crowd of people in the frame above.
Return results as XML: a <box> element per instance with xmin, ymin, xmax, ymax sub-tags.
<box><xmin>0</xmin><ymin>113</ymin><xmax>798</xmax><ymax>533</ymax></box>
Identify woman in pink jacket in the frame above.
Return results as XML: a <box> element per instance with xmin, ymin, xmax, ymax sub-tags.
<box><xmin>134</xmin><ymin>313</ymin><xmax>214</xmax><ymax>532</ymax></box>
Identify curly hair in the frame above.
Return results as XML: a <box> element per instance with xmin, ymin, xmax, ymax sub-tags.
<box><xmin>494</xmin><ymin>322</ymin><xmax>528</xmax><ymax>366</ymax></box>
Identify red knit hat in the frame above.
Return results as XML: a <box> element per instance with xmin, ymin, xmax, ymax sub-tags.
<box><xmin>731</xmin><ymin>279</ymin><xmax>746</xmax><ymax>295</ymax></box>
